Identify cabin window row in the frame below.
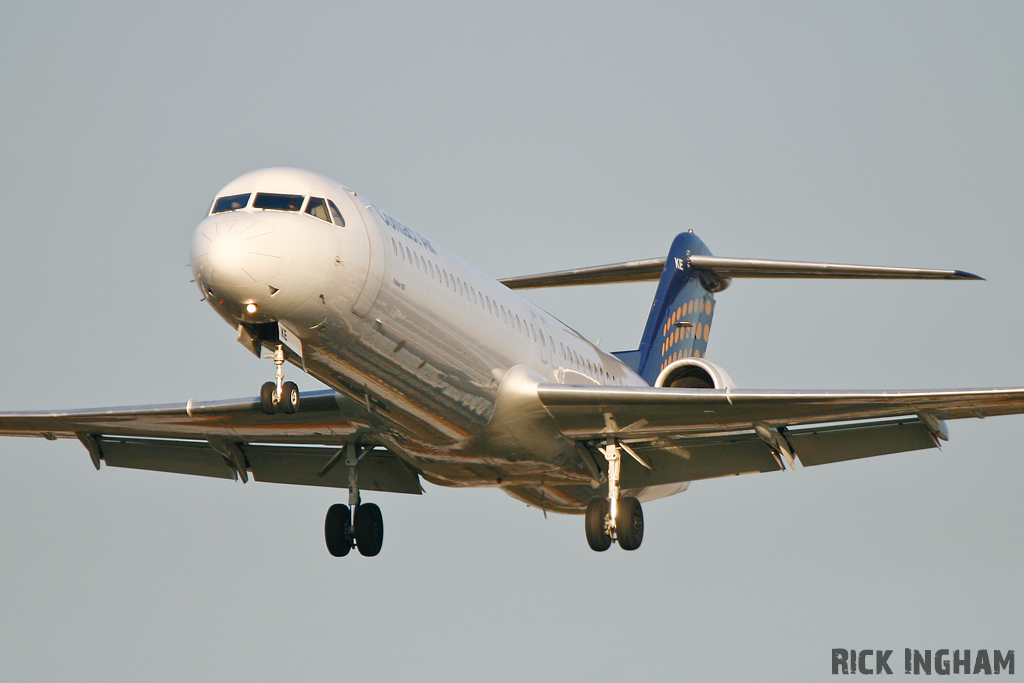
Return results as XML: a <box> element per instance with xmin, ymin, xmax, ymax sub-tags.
<box><xmin>389</xmin><ymin>236</ymin><xmax>623</xmax><ymax>384</ymax></box>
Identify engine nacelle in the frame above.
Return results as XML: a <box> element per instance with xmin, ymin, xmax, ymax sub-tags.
<box><xmin>654</xmin><ymin>358</ymin><xmax>738</xmax><ymax>389</ymax></box>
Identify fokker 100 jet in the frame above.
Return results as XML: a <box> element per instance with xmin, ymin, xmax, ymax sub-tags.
<box><xmin>4</xmin><ymin>167</ymin><xmax>1024</xmax><ymax>556</ymax></box>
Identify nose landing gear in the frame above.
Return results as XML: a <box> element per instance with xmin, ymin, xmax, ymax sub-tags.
<box><xmin>259</xmin><ymin>344</ymin><xmax>300</xmax><ymax>415</ymax></box>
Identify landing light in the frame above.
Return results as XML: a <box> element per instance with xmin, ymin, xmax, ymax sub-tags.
<box><xmin>245</xmin><ymin>303</ymin><xmax>258</xmax><ymax>314</ymax></box>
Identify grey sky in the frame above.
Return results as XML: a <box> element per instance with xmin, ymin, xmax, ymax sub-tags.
<box><xmin>2</xmin><ymin>2</ymin><xmax>1022</xmax><ymax>681</ymax></box>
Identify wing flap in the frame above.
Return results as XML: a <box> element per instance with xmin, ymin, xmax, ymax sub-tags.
<box><xmin>246</xmin><ymin>445</ymin><xmax>422</xmax><ymax>493</ymax></box>
<box><xmin>99</xmin><ymin>436</ymin><xmax>237</xmax><ymax>479</ymax></box>
<box><xmin>615</xmin><ymin>418</ymin><xmax>939</xmax><ymax>487</ymax></box>
<box><xmin>787</xmin><ymin>419</ymin><xmax>938</xmax><ymax>466</ymax></box>
<box><xmin>622</xmin><ymin>435</ymin><xmax>782</xmax><ymax>488</ymax></box>
<box><xmin>85</xmin><ymin>436</ymin><xmax>422</xmax><ymax>494</ymax></box>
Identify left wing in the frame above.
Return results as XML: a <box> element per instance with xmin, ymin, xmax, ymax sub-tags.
<box><xmin>0</xmin><ymin>390</ymin><xmax>422</xmax><ymax>494</ymax></box>
<box><xmin>537</xmin><ymin>384</ymin><xmax>1024</xmax><ymax>486</ymax></box>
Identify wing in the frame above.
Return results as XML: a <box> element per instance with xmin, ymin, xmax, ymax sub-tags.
<box><xmin>0</xmin><ymin>389</ymin><xmax>422</xmax><ymax>495</ymax></box>
<box><xmin>537</xmin><ymin>384</ymin><xmax>1024</xmax><ymax>488</ymax></box>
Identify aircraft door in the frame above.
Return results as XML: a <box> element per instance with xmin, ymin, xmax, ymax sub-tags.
<box><xmin>348</xmin><ymin>198</ymin><xmax>386</xmax><ymax>317</ymax></box>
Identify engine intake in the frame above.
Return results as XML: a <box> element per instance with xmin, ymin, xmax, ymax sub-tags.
<box><xmin>654</xmin><ymin>358</ymin><xmax>737</xmax><ymax>389</ymax></box>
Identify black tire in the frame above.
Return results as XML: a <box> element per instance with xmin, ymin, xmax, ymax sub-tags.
<box><xmin>353</xmin><ymin>503</ymin><xmax>384</xmax><ymax>557</ymax></box>
<box><xmin>617</xmin><ymin>497</ymin><xmax>644</xmax><ymax>551</ymax></box>
<box><xmin>260</xmin><ymin>381</ymin><xmax>277</xmax><ymax>415</ymax></box>
<box><xmin>281</xmin><ymin>381</ymin><xmax>300</xmax><ymax>414</ymax></box>
<box><xmin>324</xmin><ymin>503</ymin><xmax>352</xmax><ymax>557</ymax></box>
<box><xmin>585</xmin><ymin>497</ymin><xmax>612</xmax><ymax>551</ymax></box>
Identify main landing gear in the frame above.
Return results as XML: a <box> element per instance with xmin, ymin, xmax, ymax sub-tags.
<box><xmin>584</xmin><ymin>438</ymin><xmax>644</xmax><ymax>552</ymax></box>
<box><xmin>325</xmin><ymin>502</ymin><xmax>383</xmax><ymax>557</ymax></box>
<box><xmin>324</xmin><ymin>444</ymin><xmax>384</xmax><ymax>557</ymax></box>
<box><xmin>260</xmin><ymin>344</ymin><xmax>299</xmax><ymax>415</ymax></box>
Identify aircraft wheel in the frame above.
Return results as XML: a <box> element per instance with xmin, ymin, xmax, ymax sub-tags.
<box><xmin>281</xmin><ymin>381</ymin><xmax>300</xmax><ymax>414</ymax></box>
<box><xmin>260</xmin><ymin>381</ymin><xmax>277</xmax><ymax>415</ymax></box>
<box><xmin>353</xmin><ymin>503</ymin><xmax>384</xmax><ymax>557</ymax></box>
<box><xmin>324</xmin><ymin>503</ymin><xmax>352</xmax><ymax>557</ymax></box>
<box><xmin>617</xmin><ymin>497</ymin><xmax>644</xmax><ymax>551</ymax></box>
<box><xmin>585</xmin><ymin>497</ymin><xmax>612</xmax><ymax>551</ymax></box>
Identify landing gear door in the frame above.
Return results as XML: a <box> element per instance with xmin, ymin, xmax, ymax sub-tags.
<box><xmin>349</xmin><ymin>199</ymin><xmax>386</xmax><ymax>318</ymax></box>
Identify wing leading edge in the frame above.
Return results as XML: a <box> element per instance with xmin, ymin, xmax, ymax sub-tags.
<box><xmin>538</xmin><ymin>384</ymin><xmax>1024</xmax><ymax>439</ymax></box>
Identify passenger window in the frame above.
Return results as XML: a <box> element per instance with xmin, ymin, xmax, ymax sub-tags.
<box><xmin>212</xmin><ymin>193</ymin><xmax>251</xmax><ymax>214</ymax></box>
<box><xmin>253</xmin><ymin>192</ymin><xmax>304</xmax><ymax>211</ymax></box>
<box><xmin>305</xmin><ymin>197</ymin><xmax>331</xmax><ymax>223</ymax></box>
<box><xmin>327</xmin><ymin>200</ymin><xmax>346</xmax><ymax>227</ymax></box>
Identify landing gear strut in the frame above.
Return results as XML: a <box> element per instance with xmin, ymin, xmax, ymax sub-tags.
<box><xmin>323</xmin><ymin>444</ymin><xmax>385</xmax><ymax>557</ymax></box>
<box><xmin>585</xmin><ymin>438</ymin><xmax>644</xmax><ymax>552</ymax></box>
<box><xmin>260</xmin><ymin>344</ymin><xmax>299</xmax><ymax>415</ymax></box>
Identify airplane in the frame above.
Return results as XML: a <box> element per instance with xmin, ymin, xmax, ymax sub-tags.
<box><xmin>4</xmin><ymin>166</ymin><xmax>1024</xmax><ymax>557</ymax></box>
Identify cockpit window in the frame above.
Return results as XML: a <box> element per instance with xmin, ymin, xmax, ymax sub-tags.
<box><xmin>253</xmin><ymin>192</ymin><xmax>304</xmax><ymax>212</ymax></box>
<box><xmin>327</xmin><ymin>199</ymin><xmax>346</xmax><ymax>227</ymax></box>
<box><xmin>305</xmin><ymin>197</ymin><xmax>331</xmax><ymax>223</ymax></box>
<box><xmin>211</xmin><ymin>193</ymin><xmax>251</xmax><ymax>214</ymax></box>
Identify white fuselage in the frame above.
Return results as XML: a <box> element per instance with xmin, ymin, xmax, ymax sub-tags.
<box><xmin>190</xmin><ymin>168</ymin><xmax>653</xmax><ymax>510</ymax></box>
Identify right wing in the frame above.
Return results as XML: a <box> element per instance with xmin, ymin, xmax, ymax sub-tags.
<box><xmin>0</xmin><ymin>389</ymin><xmax>422</xmax><ymax>495</ymax></box>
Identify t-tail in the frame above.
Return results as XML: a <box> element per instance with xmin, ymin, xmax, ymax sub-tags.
<box><xmin>633</xmin><ymin>232</ymin><xmax>720</xmax><ymax>384</ymax></box>
<box><xmin>499</xmin><ymin>231</ymin><xmax>982</xmax><ymax>386</ymax></box>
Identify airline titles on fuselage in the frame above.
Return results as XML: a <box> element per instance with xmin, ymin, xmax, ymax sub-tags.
<box><xmin>372</xmin><ymin>204</ymin><xmax>437</xmax><ymax>255</ymax></box>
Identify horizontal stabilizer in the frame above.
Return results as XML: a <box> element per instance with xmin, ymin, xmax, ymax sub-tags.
<box><xmin>500</xmin><ymin>255</ymin><xmax>982</xmax><ymax>290</ymax></box>
<box><xmin>500</xmin><ymin>258</ymin><xmax>664</xmax><ymax>289</ymax></box>
<box><xmin>687</xmin><ymin>255</ymin><xmax>982</xmax><ymax>282</ymax></box>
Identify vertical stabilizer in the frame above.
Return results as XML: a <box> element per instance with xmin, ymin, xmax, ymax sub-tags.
<box><xmin>634</xmin><ymin>232</ymin><xmax>717</xmax><ymax>384</ymax></box>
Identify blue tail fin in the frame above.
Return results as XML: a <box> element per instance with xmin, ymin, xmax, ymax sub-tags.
<box><xmin>634</xmin><ymin>232</ymin><xmax>718</xmax><ymax>385</ymax></box>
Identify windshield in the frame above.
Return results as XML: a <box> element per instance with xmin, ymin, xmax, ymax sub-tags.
<box><xmin>305</xmin><ymin>197</ymin><xmax>330</xmax><ymax>223</ymax></box>
<box><xmin>327</xmin><ymin>199</ymin><xmax>346</xmax><ymax>227</ymax></box>
<box><xmin>211</xmin><ymin>193</ymin><xmax>251</xmax><ymax>214</ymax></box>
<box><xmin>253</xmin><ymin>192</ymin><xmax>304</xmax><ymax>211</ymax></box>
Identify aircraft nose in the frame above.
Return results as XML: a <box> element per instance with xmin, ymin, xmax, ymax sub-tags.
<box><xmin>191</xmin><ymin>214</ymin><xmax>283</xmax><ymax>291</ymax></box>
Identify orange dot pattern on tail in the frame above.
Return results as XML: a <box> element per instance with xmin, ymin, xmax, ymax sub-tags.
<box><xmin>660</xmin><ymin>297</ymin><xmax>715</xmax><ymax>372</ymax></box>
